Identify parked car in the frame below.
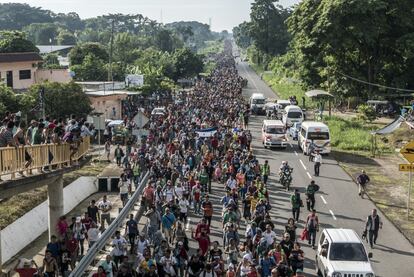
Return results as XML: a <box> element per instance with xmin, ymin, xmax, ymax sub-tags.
<box><xmin>289</xmin><ymin>122</ymin><xmax>302</xmax><ymax>140</ymax></box>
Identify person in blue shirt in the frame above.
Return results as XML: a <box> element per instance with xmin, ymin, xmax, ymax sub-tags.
<box><xmin>259</xmin><ymin>253</ymin><xmax>276</xmax><ymax>277</ymax></box>
<box><xmin>161</xmin><ymin>208</ymin><xmax>176</xmax><ymax>244</ymax></box>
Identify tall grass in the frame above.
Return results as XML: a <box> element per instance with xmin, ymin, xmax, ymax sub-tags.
<box><xmin>324</xmin><ymin>116</ymin><xmax>393</xmax><ymax>153</ymax></box>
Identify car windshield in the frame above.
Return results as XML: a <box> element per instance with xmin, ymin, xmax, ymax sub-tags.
<box><xmin>308</xmin><ymin>132</ymin><xmax>329</xmax><ymax>140</ymax></box>
<box><xmin>266</xmin><ymin>127</ymin><xmax>285</xmax><ymax>134</ymax></box>
<box><xmin>329</xmin><ymin>243</ymin><xmax>368</xmax><ymax>262</ymax></box>
<box><xmin>288</xmin><ymin>111</ymin><xmax>302</xmax><ymax>118</ymax></box>
<box><xmin>253</xmin><ymin>99</ymin><xmax>266</xmax><ymax>104</ymax></box>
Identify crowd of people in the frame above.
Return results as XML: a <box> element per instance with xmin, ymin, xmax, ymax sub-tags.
<box><xmin>13</xmin><ymin>42</ymin><xmax>311</xmax><ymax>277</ymax></box>
<box><xmin>88</xmin><ymin>42</ymin><xmax>309</xmax><ymax>277</ymax></box>
<box><xmin>0</xmin><ymin>113</ymin><xmax>94</xmax><ymax>180</ymax></box>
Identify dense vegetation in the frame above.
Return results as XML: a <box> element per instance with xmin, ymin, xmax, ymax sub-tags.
<box><xmin>233</xmin><ymin>0</ymin><xmax>414</xmax><ymax>101</ymax></box>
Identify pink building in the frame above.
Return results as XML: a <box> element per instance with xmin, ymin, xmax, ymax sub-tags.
<box><xmin>0</xmin><ymin>52</ymin><xmax>72</xmax><ymax>91</ymax></box>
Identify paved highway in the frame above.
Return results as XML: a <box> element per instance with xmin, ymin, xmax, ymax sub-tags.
<box><xmin>234</xmin><ymin>59</ymin><xmax>414</xmax><ymax>276</ymax></box>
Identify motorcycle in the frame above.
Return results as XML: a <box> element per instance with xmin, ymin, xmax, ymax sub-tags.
<box><xmin>279</xmin><ymin>168</ymin><xmax>293</xmax><ymax>191</ymax></box>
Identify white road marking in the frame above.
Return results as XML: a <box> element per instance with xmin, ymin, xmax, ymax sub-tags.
<box><xmin>294</xmin><ymin>151</ymin><xmax>298</xmax><ymax>156</ymax></box>
<box><xmin>289</xmin><ymin>143</ymin><xmax>293</xmax><ymax>148</ymax></box>
<box><xmin>329</xmin><ymin>210</ymin><xmax>337</xmax><ymax>220</ymax></box>
<box><xmin>320</xmin><ymin>195</ymin><xmax>327</xmax><ymax>205</ymax></box>
<box><xmin>299</xmin><ymin>159</ymin><xmax>307</xmax><ymax>170</ymax></box>
<box><xmin>306</xmin><ymin>172</ymin><xmax>313</xmax><ymax>179</ymax></box>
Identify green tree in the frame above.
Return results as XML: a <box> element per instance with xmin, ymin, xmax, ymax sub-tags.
<box><xmin>173</xmin><ymin>48</ymin><xmax>204</xmax><ymax>80</ymax></box>
<box><xmin>0</xmin><ymin>3</ymin><xmax>53</xmax><ymax>30</ymax></box>
<box><xmin>23</xmin><ymin>23</ymin><xmax>59</xmax><ymax>45</ymax></box>
<box><xmin>0</xmin><ymin>84</ymin><xmax>35</xmax><ymax>118</ymax></box>
<box><xmin>55</xmin><ymin>12</ymin><xmax>84</xmax><ymax>32</ymax></box>
<box><xmin>233</xmin><ymin>21</ymin><xmax>253</xmax><ymax>49</ymax></box>
<box><xmin>249</xmin><ymin>0</ymin><xmax>291</xmax><ymax>56</ymax></box>
<box><xmin>69</xmin><ymin>42</ymin><xmax>108</xmax><ymax>65</ymax></box>
<box><xmin>70</xmin><ymin>54</ymin><xmax>107</xmax><ymax>81</ymax></box>
<box><xmin>29</xmin><ymin>82</ymin><xmax>92</xmax><ymax>118</ymax></box>
<box><xmin>0</xmin><ymin>31</ymin><xmax>39</xmax><ymax>53</ymax></box>
<box><xmin>57</xmin><ymin>30</ymin><xmax>77</xmax><ymax>45</ymax></box>
<box><xmin>288</xmin><ymin>0</ymin><xmax>414</xmax><ymax>99</ymax></box>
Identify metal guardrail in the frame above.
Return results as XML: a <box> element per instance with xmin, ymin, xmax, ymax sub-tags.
<box><xmin>69</xmin><ymin>171</ymin><xmax>150</xmax><ymax>277</ymax></box>
<box><xmin>0</xmin><ymin>137</ymin><xmax>90</xmax><ymax>179</ymax></box>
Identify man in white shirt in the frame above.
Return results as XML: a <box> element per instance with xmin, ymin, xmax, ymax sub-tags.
<box><xmin>136</xmin><ymin>234</ymin><xmax>149</xmax><ymax>255</ymax></box>
<box><xmin>87</xmin><ymin>222</ymin><xmax>100</xmax><ymax>247</ymax></box>
<box><xmin>164</xmin><ymin>183</ymin><xmax>175</xmax><ymax>203</ymax></box>
<box><xmin>313</xmin><ymin>150</ymin><xmax>322</xmax><ymax>177</ymax></box>
<box><xmin>111</xmin><ymin>231</ymin><xmax>127</xmax><ymax>267</ymax></box>
<box><xmin>97</xmin><ymin>195</ymin><xmax>112</xmax><ymax>229</ymax></box>
<box><xmin>178</xmin><ymin>196</ymin><xmax>190</xmax><ymax>224</ymax></box>
<box><xmin>263</xmin><ymin>224</ymin><xmax>277</xmax><ymax>247</ymax></box>
<box><xmin>226</xmin><ymin>176</ymin><xmax>237</xmax><ymax>191</ymax></box>
<box><xmin>174</xmin><ymin>182</ymin><xmax>186</xmax><ymax>200</ymax></box>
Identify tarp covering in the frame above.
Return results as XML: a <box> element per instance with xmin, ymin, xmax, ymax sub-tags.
<box><xmin>371</xmin><ymin>116</ymin><xmax>405</xmax><ymax>135</ymax></box>
<box><xmin>305</xmin><ymin>90</ymin><xmax>334</xmax><ymax>98</ymax></box>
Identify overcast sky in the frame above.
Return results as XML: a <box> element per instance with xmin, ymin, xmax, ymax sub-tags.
<box><xmin>1</xmin><ymin>0</ymin><xmax>301</xmax><ymax>31</ymax></box>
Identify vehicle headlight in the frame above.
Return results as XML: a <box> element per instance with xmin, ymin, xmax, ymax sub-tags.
<box><xmin>332</xmin><ymin>273</ymin><xmax>342</xmax><ymax>277</ymax></box>
<box><xmin>366</xmin><ymin>273</ymin><xmax>375</xmax><ymax>277</ymax></box>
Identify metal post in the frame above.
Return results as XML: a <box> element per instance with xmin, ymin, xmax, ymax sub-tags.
<box><xmin>408</xmin><ymin>163</ymin><xmax>412</xmax><ymax>219</ymax></box>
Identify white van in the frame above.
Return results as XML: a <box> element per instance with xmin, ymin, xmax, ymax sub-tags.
<box><xmin>316</xmin><ymin>228</ymin><xmax>375</xmax><ymax>277</ymax></box>
<box><xmin>249</xmin><ymin>93</ymin><xmax>266</xmax><ymax>115</ymax></box>
<box><xmin>261</xmin><ymin>120</ymin><xmax>287</xmax><ymax>148</ymax></box>
<box><xmin>282</xmin><ymin>105</ymin><xmax>303</xmax><ymax>127</ymax></box>
<box><xmin>298</xmin><ymin>121</ymin><xmax>331</xmax><ymax>155</ymax></box>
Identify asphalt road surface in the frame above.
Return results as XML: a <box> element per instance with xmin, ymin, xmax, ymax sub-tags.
<box><xmin>233</xmin><ymin>59</ymin><xmax>414</xmax><ymax>276</ymax></box>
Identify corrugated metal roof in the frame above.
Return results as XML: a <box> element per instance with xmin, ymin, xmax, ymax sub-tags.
<box><xmin>0</xmin><ymin>52</ymin><xmax>43</xmax><ymax>63</ymax></box>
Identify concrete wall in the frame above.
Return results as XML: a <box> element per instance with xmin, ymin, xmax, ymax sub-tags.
<box><xmin>0</xmin><ymin>61</ymin><xmax>37</xmax><ymax>90</ymax></box>
<box><xmin>88</xmin><ymin>94</ymin><xmax>127</xmax><ymax>120</ymax></box>
<box><xmin>0</xmin><ymin>176</ymin><xmax>97</xmax><ymax>264</ymax></box>
<box><xmin>35</xmin><ymin>69</ymin><xmax>72</xmax><ymax>84</ymax></box>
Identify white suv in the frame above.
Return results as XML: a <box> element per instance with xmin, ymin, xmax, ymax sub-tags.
<box><xmin>316</xmin><ymin>228</ymin><xmax>375</xmax><ymax>277</ymax></box>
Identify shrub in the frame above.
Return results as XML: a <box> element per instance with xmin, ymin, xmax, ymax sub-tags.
<box><xmin>357</xmin><ymin>104</ymin><xmax>377</xmax><ymax>122</ymax></box>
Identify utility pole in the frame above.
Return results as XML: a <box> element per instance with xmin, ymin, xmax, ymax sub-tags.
<box><xmin>108</xmin><ymin>19</ymin><xmax>115</xmax><ymax>82</ymax></box>
<box><xmin>39</xmin><ymin>86</ymin><xmax>45</xmax><ymax>119</ymax></box>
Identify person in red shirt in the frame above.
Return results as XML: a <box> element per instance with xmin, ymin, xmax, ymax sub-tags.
<box><xmin>65</xmin><ymin>231</ymin><xmax>79</xmax><ymax>270</ymax></box>
<box><xmin>92</xmin><ymin>266</ymin><xmax>107</xmax><ymax>277</ymax></box>
<box><xmin>195</xmin><ymin>218</ymin><xmax>210</xmax><ymax>238</ymax></box>
<box><xmin>192</xmin><ymin>230</ymin><xmax>210</xmax><ymax>256</ymax></box>
<box><xmin>14</xmin><ymin>259</ymin><xmax>38</xmax><ymax>277</ymax></box>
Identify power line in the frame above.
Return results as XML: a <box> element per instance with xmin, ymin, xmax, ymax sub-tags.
<box><xmin>336</xmin><ymin>71</ymin><xmax>414</xmax><ymax>93</ymax></box>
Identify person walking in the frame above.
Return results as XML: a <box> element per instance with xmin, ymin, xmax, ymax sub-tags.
<box><xmin>305</xmin><ymin>209</ymin><xmax>319</xmax><ymax>249</ymax></box>
<box><xmin>290</xmin><ymin>189</ymin><xmax>302</xmax><ymax>222</ymax></box>
<box><xmin>313</xmin><ymin>150</ymin><xmax>322</xmax><ymax>176</ymax></box>
<box><xmin>261</xmin><ymin>160</ymin><xmax>270</xmax><ymax>185</ymax></box>
<box><xmin>97</xmin><ymin>195</ymin><xmax>112</xmax><ymax>230</ymax></box>
<box><xmin>365</xmin><ymin>208</ymin><xmax>383</xmax><ymax>248</ymax></box>
<box><xmin>305</xmin><ymin>180</ymin><xmax>320</xmax><ymax>211</ymax></box>
<box><xmin>161</xmin><ymin>208</ymin><xmax>176</xmax><ymax>244</ymax></box>
<box><xmin>114</xmin><ymin>144</ymin><xmax>124</xmax><ymax>166</ymax></box>
<box><xmin>357</xmin><ymin>170</ymin><xmax>370</xmax><ymax>198</ymax></box>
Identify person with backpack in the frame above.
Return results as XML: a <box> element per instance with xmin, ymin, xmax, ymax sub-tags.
<box><xmin>290</xmin><ymin>189</ymin><xmax>302</xmax><ymax>222</ymax></box>
<box><xmin>364</xmin><ymin>208</ymin><xmax>383</xmax><ymax>248</ymax></box>
<box><xmin>305</xmin><ymin>209</ymin><xmax>319</xmax><ymax>249</ymax></box>
<box><xmin>305</xmin><ymin>180</ymin><xmax>320</xmax><ymax>211</ymax></box>
<box><xmin>357</xmin><ymin>170</ymin><xmax>370</xmax><ymax>198</ymax></box>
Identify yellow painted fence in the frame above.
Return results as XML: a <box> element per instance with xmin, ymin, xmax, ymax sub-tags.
<box><xmin>0</xmin><ymin>137</ymin><xmax>90</xmax><ymax>180</ymax></box>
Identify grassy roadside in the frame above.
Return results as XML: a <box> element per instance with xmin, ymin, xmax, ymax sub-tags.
<box><xmin>0</xmin><ymin>160</ymin><xmax>107</xmax><ymax>229</ymax></box>
<box><xmin>249</xmin><ymin>63</ymin><xmax>316</xmax><ymax>108</ymax></box>
<box><xmin>334</xmin><ymin>151</ymin><xmax>414</xmax><ymax>243</ymax></box>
